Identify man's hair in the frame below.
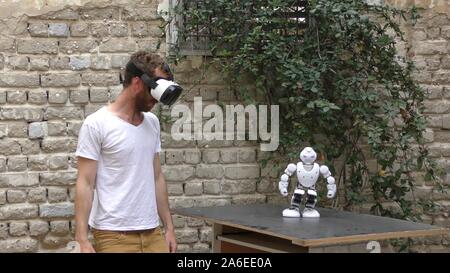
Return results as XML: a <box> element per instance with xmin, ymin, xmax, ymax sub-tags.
<box><xmin>123</xmin><ymin>51</ymin><xmax>165</xmax><ymax>88</ymax></box>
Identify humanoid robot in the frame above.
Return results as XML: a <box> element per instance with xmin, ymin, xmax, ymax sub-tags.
<box><xmin>278</xmin><ymin>147</ymin><xmax>336</xmax><ymax>218</ymax></box>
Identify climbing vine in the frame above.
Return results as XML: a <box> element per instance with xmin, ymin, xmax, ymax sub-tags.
<box><xmin>165</xmin><ymin>0</ymin><xmax>447</xmax><ymax>226</ymax></box>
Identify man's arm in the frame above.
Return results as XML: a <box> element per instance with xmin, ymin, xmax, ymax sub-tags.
<box><xmin>154</xmin><ymin>153</ymin><xmax>177</xmax><ymax>253</ymax></box>
<box><xmin>75</xmin><ymin>157</ymin><xmax>97</xmax><ymax>253</ymax></box>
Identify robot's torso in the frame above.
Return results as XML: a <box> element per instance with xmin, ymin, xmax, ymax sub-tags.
<box><xmin>296</xmin><ymin>162</ymin><xmax>320</xmax><ymax>188</ymax></box>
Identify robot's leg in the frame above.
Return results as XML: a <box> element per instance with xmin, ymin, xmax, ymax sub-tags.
<box><xmin>303</xmin><ymin>189</ymin><xmax>320</xmax><ymax>218</ymax></box>
<box><xmin>282</xmin><ymin>188</ymin><xmax>304</xmax><ymax>217</ymax></box>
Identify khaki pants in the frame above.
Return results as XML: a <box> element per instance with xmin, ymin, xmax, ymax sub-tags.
<box><xmin>92</xmin><ymin>227</ymin><xmax>169</xmax><ymax>253</ymax></box>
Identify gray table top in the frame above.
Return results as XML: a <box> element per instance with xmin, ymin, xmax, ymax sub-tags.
<box><xmin>174</xmin><ymin>204</ymin><xmax>449</xmax><ymax>247</ymax></box>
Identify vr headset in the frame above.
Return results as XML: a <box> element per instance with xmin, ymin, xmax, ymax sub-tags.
<box><xmin>126</xmin><ymin>61</ymin><xmax>183</xmax><ymax>106</ymax></box>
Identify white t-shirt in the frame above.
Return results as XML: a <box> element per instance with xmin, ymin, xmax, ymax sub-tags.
<box><xmin>75</xmin><ymin>106</ymin><xmax>162</xmax><ymax>231</ymax></box>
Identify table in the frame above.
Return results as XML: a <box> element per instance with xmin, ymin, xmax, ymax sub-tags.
<box><xmin>174</xmin><ymin>204</ymin><xmax>449</xmax><ymax>253</ymax></box>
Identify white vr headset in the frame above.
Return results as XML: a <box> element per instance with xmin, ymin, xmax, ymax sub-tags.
<box><xmin>127</xmin><ymin>62</ymin><xmax>183</xmax><ymax>106</ymax></box>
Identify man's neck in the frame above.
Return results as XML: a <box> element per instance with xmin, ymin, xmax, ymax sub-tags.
<box><xmin>108</xmin><ymin>89</ymin><xmax>142</xmax><ymax>124</ymax></box>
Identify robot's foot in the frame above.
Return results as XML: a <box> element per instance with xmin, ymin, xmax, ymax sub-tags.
<box><xmin>302</xmin><ymin>208</ymin><xmax>320</xmax><ymax>218</ymax></box>
<box><xmin>282</xmin><ymin>208</ymin><xmax>301</xmax><ymax>218</ymax></box>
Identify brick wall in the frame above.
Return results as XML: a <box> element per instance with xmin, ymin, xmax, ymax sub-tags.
<box><xmin>0</xmin><ymin>0</ymin><xmax>448</xmax><ymax>253</ymax></box>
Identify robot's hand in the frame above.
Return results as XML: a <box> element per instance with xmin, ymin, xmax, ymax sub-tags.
<box><xmin>327</xmin><ymin>184</ymin><xmax>336</xmax><ymax>199</ymax></box>
<box><xmin>279</xmin><ymin>174</ymin><xmax>289</xmax><ymax>197</ymax></box>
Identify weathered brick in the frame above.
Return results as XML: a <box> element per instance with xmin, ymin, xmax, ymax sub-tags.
<box><xmin>99</xmin><ymin>39</ymin><xmax>136</xmax><ymax>53</ymax></box>
<box><xmin>28</xmin><ymin>122</ymin><xmax>48</xmax><ymax>139</ymax></box>
<box><xmin>184</xmin><ymin>181</ymin><xmax>203</xmax><ymax>196</ymax></box>
<box><xmin>28</xmin><ymin>22</ymin><xmax>49</xmax><ymax>37</ymax></box>
<box><xmin>70</xmin><ymin>89</ymin><xmax>89</xmax><ymax>104</ymax></box>
<box><xmin>59</xmin><ymin>39</ymin><xmax>97</xmax><ymax>54</ymax></box>
<box><xmin>30</xmin><ymin>57</ymin><xmax>49</xmax><ymax>71</ymax></box>
<box><xmin>110</xmin><ymin>22</ymin><xmax>128</xmax><ymax>37</ymax></box>
<box><xmin>6</xmin><ymin>91</ymin><xmax>26</xmax><ymax>104</ymax></box>
<box><xmin>81</xmin><ymin>72</ymin><xmax>120</xmax><ymax>86</ymax></box>
<box><xmin>39</xmin><ymin>8</ymin><xmax>79</xmax><ymax>20</ymax></box>
<box><xmin>172</xmin><ymin>215</ymin><xmax>186</xmax><ymax>228</ymax></box>
<box><xmin>49</xmin><ymin>56</ymin><xmax>71</xmax><ymax>70</ymax></box>
<box><xmin>122</xmin><ymin>7</ymin><xmax>160</xmax><ymax>21</ymax></box>
<box><xmin>47</xmin><ymin>121</ymin><xmax>66</xmax><ymax>136</ymax></box>
<box><xmin>131</xmin><ymin>21</ymin><xmax>150</xmax><ymax>37</ymax></box>
<box><xmin>0</xmin><ymin>39</ymin><xmax>15</xmax><ymax>53</ymax></box>
<box><xmin>6</xmin><ymin>189</ymin><xmax>27</xmax><ymax>203</ymax></box>
<box><xmin>193</xmin><ymin>197</ymin><xmax>231</xmax><ymax>207</ymax></box>
<box><xmin>238</xmin><ymin>148</ymin><xmax>256</xmax><ymax>163</ymax></box>
<box><xmin>0</xmin><ymin>73</ymin><xmax>40</xmax><ymax>87</ymax></box>
<box><xmin>257</xmin><ymin>178</ymin><xmax>277</xmax><ymax>193</ymax></box>
<box><xmin>111</xmin><ymin>54</ymin><xmax>129</xmax><ymax>69</ymax></box>
<box><xmin>192</xmin><ymin>243</ymin><xmax>210</xmax><ymax>253</ymax></box>
<box><xmin>202</xmin><ymin>150</ymin><xmax>220</xmax><ymax>163</ymax></box>
<box><xmin>203</xmin><ymin>180</ymin><xmax>221</xmax><ymax>195</ymax></box>
<box><xmin>0</xmin><ymin>238</ymin><xmax>38</xmax><ymax>253</ymax></box>
<box><xmin>0</xmin><ymin>172</ymin><xmax>39</xmax><ymax>187</ymax></box>
<box><xmin>85</xmin><ymin>104</ymin><xmax>104</xmax><ymax>117</ymax></box>
<box><xmin>45</xmin><ymin>106</ymin><xmax>84</xmax><ymax>120</ymax></box>
<box><xmin>1</xmin><ymin>107</ymin><xmax>44</xmax><ymax>122</ymax></box>
<box><xmin>41</xmin><ymin>73</ymin><xmax>80</xmax><ymax>87</ymax></box>
<box><xmin>424</xmin><ymin>101</ymin><xmax>450</xmax><ymax>114</ymax></box>
<box><xmin>80</xmin><ymin>7</ymin><xmax>119</xmax><ymax>20</ymax></box>
<box><xmin>41</xmin><ymin>138</ymin><xmax>77</xmax><ymax>153</ymax></box>
<box><xmin>70</xmin><ymin>22</ymin><xmax>89</xmax><ymax>37</ymax></box>
<box><xmin>27</xmin><ymin>187</ymin><xmax>47</xmax><ymax>203</ymax></box>
<box><xmin>18</xmin><ymin>139</ymin><xmax>40</xmax><ymax>155</ymax></box>
<box><xmin>27</xmin><ymin>155</ymin><xmax>48</xmax><ymax>171</ymax></box>
<box><xmin>136</xmin><ymin>39</ymin><xmax>159</xmax><ymax>52</ymax></box>
<box><xmin>0</xmin><ymin>203</ymin><xmax>38</xmax><ymax>220</ymax></box>
<box><xmin>7</xmin><ymin>122</ymin><xmax>27</xmax><ymax>138</ymax></box>
<box><xmin>39</xmin><ymin>171</ymin><xmax>77</xmax><ymax>186</ymax></box>
<box><xmin>110</xmin><ymin>86</ymin><xmax>122</xmax><ymax>102</ymax></box>
<box><xmin>0</xmin><ymin>138</ymin><xmax>20</xmax><ymax>154</ymax></box>
<box><xmin>200</xmin><ymin>227</ymin><xmax>212</xmax><ymax>242</ymax></box>
<box><xmin>17</xmin><ymin>39</ymin><xmax>57</xmax><ymax>54</ymax></box>
<box><xmin>221</xmin><ymin>180</ymin><xmax>257</xmax><ymax>195</ymax></box>
<box><xmin>232</xmin><ymin>194</ymin><xmax>266</xmax><ymax>205</ymax></box>
<box><xmin>185</xmin><ymin>150</ymin><xmax>201</xmax><ymax>164</ymax></box>
<box><xmin>67</xmin><ymin>121</ymin><xmax>82</xmax><ymax>137</ymax></box>
<box><xmin>0</xmin><ymin>54</ymin><xmax>4</xmax><ymax>70</ymax></box>
<box><xmin>433</xmin><ymin>71</ymin><xmax>450</xmax><ymax>84</ymax></box>
<box><xmin>39</xmin><ymin>203</ymin><xmax>74</xmax><ymax>218</ymax></box>
<box><xmin>196</xmin><ymin>164</ymin><xmax>224</xmax><ymax>179</ymax></box>
<box><xmin>167</xmin><ymin>183</ymin><xmax>183</xmax><ymax>196</ymax></box>
<box><xmin>29</xmin><ymin>220</ymin><xmax>49</xmax><ymax>236</ymax></box>
<box><xmin>175</xmin><ymin>229</ymin><xmax>198</xmax><ymax>244</ymax></box>
<box><xmin>9</xmin><ymin>222</ymin><xmax>28</xmax><ymax>236</ymax></box>
<box><xmin>0</xmin><ymin>222</ymin><xmax>6</xmax><ymax>239</ymax></box>
<box><xmin>220</xmin><ymin>149</ymin><xmax>238</xmax><ymax>163</ymax></box>
<box><xmin>225</xmin><ymin>165</ymin><xmax>260</xmax><ymax>179</ymax></box>
<box><xmin>7</xmin><ymin>56</ymin><xmax>28</xmax><ymax>70</ymax></box>
<box><xmin>48</xmin><ymin>155</ymin><xmax>68</xmax><ymax>170</ymax></box>
<box><xmin>27</xmin><ymin>90</ymin><xmax>47</xmax><ymax>105</ymax></box>
<box><xmin>90</xmin><ymin>22</ymin><xmax>109</xmax><ymax>37</ymax></box>
<box><xmin>50</xmin><ymin>220</ymin><xmax>70</xmax><ymax>235</ymax></box>
<box><xmin>69</xmin><ymin>56</ymin><xmax>90</xmax><ymax>71</ymax></box>
<box><xmin>166</xmin><ymin>150</ymin><xmax>184</xmax><ymax>165</ymax></box>
<box><xmin>0</xmin><ymin>124</ymin><xmax>5</xmax><ymax>138</ymax></box>
<box><xmin>7</xmin><ymin>156</ymin><xmax>27</xmax><ymax>172</ymax></box>
<box><xmin>162</xmin><ymin>165</ymin><xmax>194</xmax><ymax>181</ymax></box>
<box><xmin>414</xmin><ymin>40</ymin><xmax>447</xmax><ymax>55</ymax></box>
<box><xmin>0</xmin><ymin>189</ymin><xmax>5</xmax><ymax>204</ymax></box>
<box><xmin>48</xmin><ymin>23</ymin><xmax>69</xmax><ymax>37</ymax></box>
<box><xmin>89</xmin><ymin>87</ymin><xmax>109</xmax><ymax>102</ymax></box>
<box><xmin>90</xmin><ymin>55</ymin><xmax>111</xmax><ymax>70</ymax></box>
<box><xmin>0</xmin><ymin>91</ymin><xmax>5</xmax><ymax>104</ymax></box>
<box><xmin>48</xmin><ymin>90</ymin><xmax>68</xmax><ymax>104</ymax></box>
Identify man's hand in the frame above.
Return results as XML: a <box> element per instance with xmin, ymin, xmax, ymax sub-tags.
<box><xmin>164</xmin><ymin>229</ymin><xmax>177</xmax><ymax>253</ymax></box>
<box><xmin>77</xmin><ymin>240</ymin><xmax>96</xmax><ymax>253</ymax></box>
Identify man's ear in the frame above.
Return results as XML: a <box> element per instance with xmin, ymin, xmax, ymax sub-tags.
<box><xmin>131</xmin><ymin>76</ymin><xmax>143</xmax><ymax>91</ymax></box>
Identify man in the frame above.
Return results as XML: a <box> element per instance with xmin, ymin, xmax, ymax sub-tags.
<box><xmin>74</xmin><ymin>51</ymin><xmax>177</xmax><ymax>253</ymax></box>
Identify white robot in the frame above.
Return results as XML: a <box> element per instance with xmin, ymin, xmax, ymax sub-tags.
<box><xmin>278</xmin><ymin>147</ymin><xmax>336</xmax><ymax>218</ymax></box>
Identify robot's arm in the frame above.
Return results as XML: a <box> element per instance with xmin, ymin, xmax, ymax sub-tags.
<box><xmin>319</xmin><ymin>165</ymin><xmax>336</xmax><ymax>198</ymax></box>
<box><xmin>278</xmin><ymin>163</ymin><xmax>296</xmax><ymax>197</ymax></box>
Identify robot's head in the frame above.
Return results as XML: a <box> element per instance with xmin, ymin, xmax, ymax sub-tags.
<box><xmin>300</xmin><ymin>147</ymin><xmax>316</xmax><ymax>164</ymax></box>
